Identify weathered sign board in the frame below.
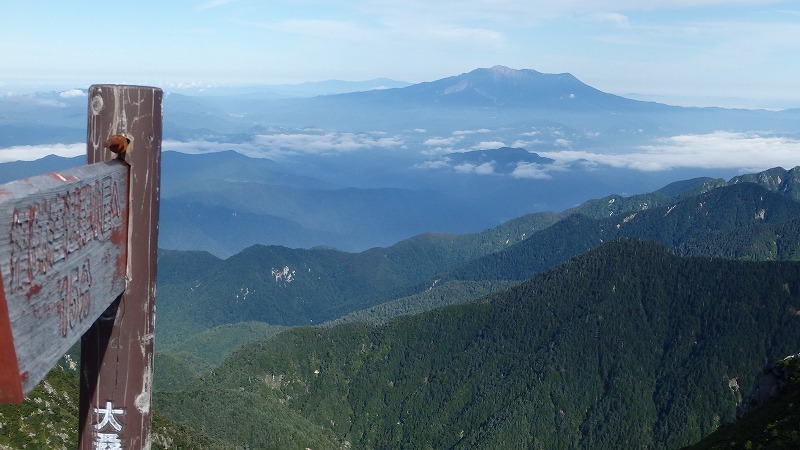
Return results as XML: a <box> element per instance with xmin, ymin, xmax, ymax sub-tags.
<box><xmin>0</xmin><ymin>84</ymin><xmax>161</xmax><ymax>449</ymax></box>
<box><xmin>0</xmin><ymin>161</ymin><xmax>129</xmax><ymax>403</ymax></box>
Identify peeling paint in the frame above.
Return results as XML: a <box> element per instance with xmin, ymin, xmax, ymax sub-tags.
<box><xmin>134</xmin><ymin>363</ymin><xmax>152</xmax><ymax>415</ymax></box>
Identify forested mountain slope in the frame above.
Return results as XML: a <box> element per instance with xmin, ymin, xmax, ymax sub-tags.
<box><xmin>155</xmin><ymin>211</ymin><xmax>558</xmax><ymax>342</ymax></box>
<box><xmin>156</xmin><ymin>240</ymin><xmax>800</xmax><ymax>449</ymax></box>
<box><xmin>450</xmin><ymin>182</ymin><xmax>800</xmax><ymax>282</ymax></box>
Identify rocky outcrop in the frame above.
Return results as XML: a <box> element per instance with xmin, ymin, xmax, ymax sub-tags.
<box><xmin>750</xmin><ymin>352</ymin><xmax>800</xmax><ymax>408</ymax></box>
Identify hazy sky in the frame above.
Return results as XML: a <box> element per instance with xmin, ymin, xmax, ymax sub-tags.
<box><xmin>2</xmin><ymin>0</ymin><xmax>799</xmax><ymax>108</ymax></box>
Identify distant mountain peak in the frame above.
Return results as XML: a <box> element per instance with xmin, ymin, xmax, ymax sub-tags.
<box><xmin>368</xmin><ymin>65</ymin><xmax>652</xmax><ymax>110</ymax></box>
<box><xmin>487</xmin><ymin>65</ymin><xmax>530</xmax><ymax>77</ymax></box>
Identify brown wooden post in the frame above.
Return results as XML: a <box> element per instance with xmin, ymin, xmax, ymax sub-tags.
<box><xmin>79</xmin><ymin>85</ymin><xmax>162</xmax><ymax>449</ymax></box>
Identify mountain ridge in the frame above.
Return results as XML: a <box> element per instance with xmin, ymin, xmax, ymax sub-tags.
<box><xmin>448</xmin><ymin>180</ymin><xmax>800</xmax><ymax>283</ymax></box>
<box><xmin>155</xmin><ymin>165</ymin><xmax>800</xmax><ymax>340</ymax></box>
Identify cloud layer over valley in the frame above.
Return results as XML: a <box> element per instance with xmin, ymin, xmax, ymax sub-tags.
<box><xmin>540</xmin><ymin>131</ymin><xmax>800</xmax><ymax>173</ymax></box>
<box><xmin>415</xmin><ymin>130</ymin><xmax>800</xmax><ymax>178</ymax></box>
<box><xmin>3</xmin><ymin>131</ymin><xmax>798</xmax><ymax>176</ymax></box>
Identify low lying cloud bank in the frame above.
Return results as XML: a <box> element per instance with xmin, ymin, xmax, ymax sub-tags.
<box><xmin>417</xmin><ymin>131</ymin><xmax>800</xmax><ymax>178</ymax></box>
<box><xmin>164</xmin><ymin>130</ymin><xmax>404</xmax><ymax>159</ymax></box>
<box><xmin>540</xmin><ymin>131</ymin><xmax>800</xmax><ymax>172</ymax></box>
<box><xmin>0</xmin><ymin>129</ymin><xmax>405</xmax><ymax>163</ymax></box>
<box><xmin>0</xmin><ymin>142</ymin><xmax>84</xmax><ymax>163</ymax></box>
<box><xmin>2</xmin><ymin>131</ymin><xmax>797</xmax><ymax>178</ymax></box>
<box><xmin>254</xmin><ymin>132</ymin><xmax>403</xmax><ymax>156</ymax></box>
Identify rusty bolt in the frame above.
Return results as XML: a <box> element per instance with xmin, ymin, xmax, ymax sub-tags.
<box><xmin>105</xmin><ymin>135</ymin><xmax>130</xmax><ymax>154</ymax></box>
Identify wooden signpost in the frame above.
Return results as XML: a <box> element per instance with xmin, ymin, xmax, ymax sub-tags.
<box><xmin>0</xmin><ymin>85</ymin><xmax>162</xmax><ymax>450</ymax></box>
<box><xmin>0</xmin><ymin>161</ymin><xmax>129</xmax><ymax>401</ymax></box>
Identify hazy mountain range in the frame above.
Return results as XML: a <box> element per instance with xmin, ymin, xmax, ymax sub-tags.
<box><xmin>2</xmin><ymin>66</ymin><xmax>800</xmax><ymax>448</ymax></box>
<box><xmin>5</xmin><ymin>65</ymin><xmax>800</xmax><ymax>255</ymax></box>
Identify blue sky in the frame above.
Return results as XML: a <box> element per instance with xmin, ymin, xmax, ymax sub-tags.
<box><xmin>1</xmin><ymin>0</ymin><xmax>799</xmax><ymax>108</ymax></box>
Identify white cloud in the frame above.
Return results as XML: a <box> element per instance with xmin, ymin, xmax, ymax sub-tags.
<box><xmin>253</xmin><ymin>132</ymin><xmax>402</xmax><ymax>156</ymax></box>
<box><xmin>474</xmin><ymin>141</ymin><xmax>506</xmax><ymax>150</ymax></box>
<box><xmin>0</xmin><ymin>143</ymin><xmax>84</xmax><ymax>163</ymax></box>
<box><xmin>164</xmin><ymin>131</ymin><xmax>404</xmax><ymax>160</ymax></box>
<box><xmin>554</xmin><ymin>138</ymin><xmax>572</xmax><ymax>148</ymax></box>
<box><xmin>454</xmin><ymin>162</ymin><xmax>496</xmax><ymax>175</ymax></box>
<box><xmin>453</xmin><ymin>128</ymin><xmax>491</xmax><ymax>135</ymax></box>
<box><xmin>511</xmin><ymin>139</ymin><xmax>546</xmax><ymax>148</ymax></box>
<box><xmin>539</xmin><ymin>131</ymin><xmax>800</xmax><ymax>172</ymax></box>
<box><xmin>59</xmin><ymin>89</ymin><xmax>86</xmax><ymax>98</ymax></box>
<box><xmin>424</xmin><ymin>136</ymin><xmax>459</xmax><ymax>146</ymax></box>
<box><xmin>511</xmin><ymin>162</ymin><xmax>553</xmax><ymax>180</ymax></box>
